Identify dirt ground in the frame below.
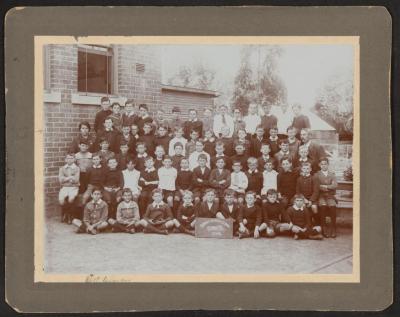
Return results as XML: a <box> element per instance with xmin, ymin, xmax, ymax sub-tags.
<box><xmin>44</xmin><ymin>214</ymin><xmax>352</xmax><ymax>275</ymax></box>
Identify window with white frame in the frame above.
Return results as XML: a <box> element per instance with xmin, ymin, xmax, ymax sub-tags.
<box><xmin>78</xmin><ymin>44</ymin><xmax>113</xmax><ymax>95</ymax></box>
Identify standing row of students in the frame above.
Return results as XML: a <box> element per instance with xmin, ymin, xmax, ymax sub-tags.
<box><xmin>58</xmin><ymin>97</ymin><xmax>337</xmax><ymax>239</ymax></box>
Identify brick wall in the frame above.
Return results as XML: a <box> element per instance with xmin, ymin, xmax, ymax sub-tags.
<box><xmin>43</xmin><ymin>44</ymin><xmax>216</xmax><ymax>210</ymax></box>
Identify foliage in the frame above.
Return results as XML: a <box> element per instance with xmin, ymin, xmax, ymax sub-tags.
<box><xmin>231</xmin><ymin>45</ymin><xmax>287</xmax><ymax>114</ymax></box>
<box><xmin>167</xmin><ymin>62</ymin><xmax>216</xmax><ymax>90</ymax></box>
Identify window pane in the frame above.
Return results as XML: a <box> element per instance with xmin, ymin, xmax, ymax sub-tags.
<box><xmin>78</xmin><ymin>50</ymin><xmax>112</xmax><ymax>94</ymax></box>
<box><xmin>77</xmin><ymin>51</ymin><xmax>87</xmax><ymax>92</ymax></box>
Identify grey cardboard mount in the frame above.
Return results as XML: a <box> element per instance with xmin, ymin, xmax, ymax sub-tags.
<box><xmin>5</xmin><ymin>6</ymin><xmax>392</xmax><ymax>312</ymax></box>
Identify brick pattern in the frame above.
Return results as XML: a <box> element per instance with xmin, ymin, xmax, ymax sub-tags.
<box><xmin>43</xmin><ymin>44</ymin><xmax>216</xmax><ymax>205</ymax></box>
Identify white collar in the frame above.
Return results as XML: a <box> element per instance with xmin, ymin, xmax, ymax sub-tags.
<box><xmin>91</xmin><ymin>199</ymin><xmax>103</xmax><ymax>205</ymax></box>
<box><xmin>246</xmin><ymin>204</ymin><xmax>255</xmax><ymax>208</ymax></box>
<box><xmin>183</xmin><ymin>203</ymin><xmax>193</xmax><ymax>207</ymax></box>
<box><xmin>248</xmin><ymin>169</ymin><xmax>258</xmax><ymax>174</ymax></box>
<box><xmin>145</xmin><ymin>167</ymin><xmax>156</xmax><ymax>172</ymax></box>
<box><xmin>269</xmin><ymin>136</ymin><xmax>278</xmax><ymax>142</ymax></box>
<box><xmin>181</xmin><ymin>169</ymin><xmax>190</xmax><ymax>172</ymax></box>
<box><xmin>301</xmin><ymin>173</ymin><xmax>311</xmax><ymax>177</ymax></box>
<box><xmin>190</xmin><ymin>118</ymin><xmax>198</xmax><ymax>122</ymax></box>
<box><xmin>152</xmin><ymin>201</ymin><xmax>165</xmax><ymax>208</ymax></box>
<box><xmin>105</xmin><ymin>128</ymin><xmax>113</xmax><ymax>132</ymax></box>
<box><xmin>293</xmin><ymin>205</ymin><xmax>304</xmax><ymax>211</ymax></box>
<box><xmin>64</xmin><ymin>163</ymin><xmax>78</xmax><ymax>169</ymax></box>
<box><xmin>92</xmin><ymin>165</ymin><xmax>102</xmax><ymax>169</ymax></box>
<box><xmin>321</xmin><ymin>170</ymin><xmax>329</xmax><ymax>176</ymax></box>
<box><xmin>137</xmin><ymin>153</ymin><xmax>148</xmax><ymax>158</ymax></box>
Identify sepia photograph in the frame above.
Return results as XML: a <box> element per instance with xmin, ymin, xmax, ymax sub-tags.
<box><xmin>35</xmin><ymin>36</ymin><xmax>359</xmax><ymax>282</ymax></box>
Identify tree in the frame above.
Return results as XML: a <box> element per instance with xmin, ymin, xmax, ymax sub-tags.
<box><xmin>167</xmin><ymin>62</ymin><xmax>216</xmax><ymax>90</ymax></box>
<box><xmin>231</xmin><ymin>48</ymin><xmax>256</xmax><ymax>114</ymax></box>
<box><xmin>231</xmin><ymin>45</ymin><xmax>287</xmax><ymax>114</ymax></box>
<box><xmin>315</xmin><ymin>69</ymin><xmax>354</xmax><ymax>137</ymax></box>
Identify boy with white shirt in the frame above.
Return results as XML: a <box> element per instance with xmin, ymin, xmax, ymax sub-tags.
<box><xmin>168</xmin><ymin>126</ymin><xmax>187</xmax><ymax>157</ymax></box>
<box><xmin>213</xmin><ymin>104</ymin><xmax>234</xmax><ymax>138</ymax></box>
<box><xmin>229</xmin><ymin>161</ymin><xmax>248</xmax><ymax>204</ymax></box>
<box><xmin>122</xmin><ymin>158</ymin><xmax>141</xmax><ymax>202</ymax></box>
<box><xmin>243</xmin><ymin>103</ymin><xmax>261</xmax><ymax>137</ymax></box>
<box><xmin>261</xmin><ymin>159</ymin><xmax>278</xmax><ymax>199</ymax></box>
<box><xmin>157</xmin><ymin>156</ymin><xmax>178</xmax><ymax>208</ymax></box>
<box><xmin>188</xmin><ymin>140</ymin><xmax>211</xmax><ymax>171</ymax></box>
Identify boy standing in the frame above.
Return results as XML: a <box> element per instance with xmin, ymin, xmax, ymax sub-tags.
<box><xmin>58</xmin><ymin>153</ymin><xmax>80</xmax><ymax>223</ymax></box>
<box><xmin>211</xmin><ymin>142</ymin><xmax>232</xmax><ymax>170</ymax></box>
<box><xmin>138</xmin><ymin>157</ymin><xmax>159</xmax><ymax>216</ymax></box>
<box><xmin>231</xmin><ymin>142</ymin><xmax>249</xmax><ymax>170</ymax></box>
<box><xmin>116</xmin><ymin>125</ymin><xmax>136</xmax><ymax>155</ymax></box>
<box><xmin>75</xmin><ymin>140</ymin><xmax>92</xmax><ymax>193</ymax></box>
<box><xmin>277</xmin><ymin>158</ymin><xmax>298</xmax><ymax>208</ymax></box>
<box><xmin>229</xmin><ymin>161</ymin><xmax>248</xmax><ymax>204</ymax></box>
<box><xmin>267</xmin><ymin>126</ymin><xmax>280</xmax><ymax>156</ymax></box>
<box><xmin>153</xmin><ymin>145</ymin><xmax>166</xmax><ymax>170</ymax></box>
<box><xmin>134</xmin><ymin>142</ymin><xmax>149</xmax><ymax>172</ymax></box>
<box><xmin>274</xmin><ymin>139</ymin><xmax>295</xmax><ymax>171</ymax></box>
<box><xmin>245</xmin><ymin>157</ymin><xmax>263</xmax><ymax>198</ymax></box>
<box><xmin>257</xmin><ymin>143</ymin><xmax>276</xmax><ymax>172</ymax></box>
<box><xmin>184</xmin><ymin>109</ymin><xmax>203</xmax><ymax>139</ymax></box>
<box><xmin>291</xmin><ymin>103</ymin><xmax>311</xmax><ymax>137</ymax></box>
<box><xmin>315</xmin><ymin>158</ymin><xmax>338</xmax><ymax>238</ymax></box>
<box><xmin>94</xmin><ymin>96</ymin><xmax>111</xmax><ymax>133</ymax></box>
<box><xmin>94</xmin><ymin>139</ymin><xmax>115</xmax><ymax>167</ymax></box>
<box><xmin>72</xmin><ymin>187</ymin><xmax>108</xmax><ymax>235</ymax></box>
<box><xmin>122</xmin><ymin>99</ymin><xmax>139</xmax><ymax>127</ymax></box>
<box><xmin>233</xmin><ymin>128</ymin><xmax>252</xmax><ymax>156</ymax></box>
<box><xmin>209</xmin><ymin>157</ymin><xmax>231</xmax><ymax>203</ymax></box>
<box><xmin>115</xmin><ymin>142</ymin><xmax>131</xmax><ymax>171</ymax></box>
<box><xmin>202</xmin><ymin>130</ymin><xmax>217</xmax><ymax>157</ymax></box>
<box><xmin>102</xmin><ymin>157</ymin><xmax>124</xmax><ymax>219</ymax></box>
<box><xmin>251</xmin><ymin>125</ymin><xmax>267</xmax><ymax>157</ymax></box>
<box><xmin>171</xmin><ymin>142</ymin><xmax>185</xmax><ymax>170</ymax></box>
<box><xmin>189</xmin><ymin>140</ymin><xmax>211</xmax><ymax>171</ymax></box>
<box><xmin>261</xmin><ymin>160</ymin><xmax>279</xmax><ymax>197</ymax></box>
<box><xmin>217</xmin><ymin>126</ymin><xmax>234</xmax><ymax>157</ymax></box>
<box><xmin>82</xmin><ymin>154</ymin><xmax>105</xmax><ymax>205</ymax></box>
<box><xmin>157</xmin><ymin>156</ymin><xmax>178</xmax><ymax>208</ymax></box>
<box><xmin>154</xmin><ymin>125</ymin><xmax>171</xmax><ymax>154</ymax></box>
<box><xmin>243</xmin><ymin>103</ymin><xmax>261</xmax><ymax>137</ymax></box>
<box><xmin>287</xmin><ymin>126</ymin><xmax>301</xmax><ymax>159</ymax></box>
<box><xmin>109</xmin><ymin>102</ymin><xmax>123</xmax><ymax>133</ymax></box>
<box><xmin>122</xmin><ymin>158</ymin><xmax>141</xmax><ymax>202</ymax></box>
<box><xmin>185</xmin><ymin>130</ymin><xmax>200</xmax><ymax>158</ymax></box>
<box><xmin>168</xmin><ymin>126</ymin><xmax>187</xmax><ymax>157</ymax></box>
<box><xmin>69</xmin><ymin>121</ymin><xmax>96</xmax><ymax>153</ymax></box>
<box><xmin>95</xmin><ymin>117</ymin><xmax>119</xmax><ymax>153</ymax></box>
<box><xmin>191</xmin><ymin>154</ymin><xmax>211</xmax><ymax>204</ymax></box>
<box><xmin>138</xmin><ymin>122</ymin><xmax>156</xmax><ymax>155</ymax></box>
<box><xmin>261</xmin><ymin>103</ymin><xmax>278</xmax><ymax>139</ymax></box>
<box><xmin>136</xmin><ymin>104</ymin><xmax>153</xmax><ymax>135</ymax></box>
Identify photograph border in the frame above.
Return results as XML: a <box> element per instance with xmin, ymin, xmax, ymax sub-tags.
<box><xmin>34</xmin><ymin>35</ymin><xmax>360</xmax><ymax>283</ymax></box>
<box><xmin>5</xmin><ymin>6</ymin><xmax>392</xmax><ymax>312</ymax></box>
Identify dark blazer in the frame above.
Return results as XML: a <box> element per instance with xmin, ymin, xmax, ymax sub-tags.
<box><xmin>195</xmin><ymin>201</ymin><xmax>219</xmax><ymax>218</ymax></box>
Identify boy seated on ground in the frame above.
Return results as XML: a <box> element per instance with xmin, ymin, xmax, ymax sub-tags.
<box><xmin>315</xmin><ymin>157</ymin><xmax>338</xmax><ymax>238</ymax></box>
<box><xmin>286</xmin><ymin>194</ymin><xmax>323</xmax><ymax>240</ymax></box>
<box><xmin>296</xmin><ymin>161</ymin><xmax>320</xmax><ymax>230</ymax></box>
<box><xmin>277</xmin><ymin>158</ymin><xmax>298</xmax><ymax>209</ymax></box>
<box><xmin>259</xmin><ymin>189</ymin><xmax>292</xmax><ymax>238</ymax></box>
<box><xmin>82</xmin><ymin>154</ymin><xmax>105</xmax><ymax>205</ymax></box>
<box><xmin>139</xmin><ymin>188</ymin><xmax>182</xmax><ymax>235</ymax></box>
<box><xmin>122</xmin><ymin>158</ymin><xmax>141</xmax><ymax>202</ymax></box>
<box><xmin>195</xmin><ymin>188</ymin><xmax>221</xmax><ymax>218</ymax></box>
<box><xmin>158</xmin><ymin>155</ymin><xmax>178</xmax><ymax>209</ymax></box>
<box><xmin>169</xmin><ymin>126</ymin><xmax>187</xmax><ymax>157</ymax></box>
<box><xmin>175</xmin><ymin>190</ymin><xmax>196</xmax><ymax>235</ymax></box>
<box><xmin>102</xmin><ymin>157</ymin><xmax>124</xmax><ymax>219</ymax></box>
<box><xmin>138</xmin><ymin>156</ymin><xmax>159</xmax><ymax>216</ymax></box>
<box><xmin>192</xmin><ymin>154</ymin><xmax>211</xmax><ymax>205</ymax></box>
<box><xmin>209</xmin><ymin>157</ymin><xmax>231</xmax><ymax>205</ymax></box>
<box><xmin>171</xmin><ymin>142</ymin><xmax>185</xmax><ymax>170</ymax></box>
<box><xmin>237</xmin><ymin>191</ymin><xmax>262</xmax><ymax>239</ymax></box>
<box><xmin>219</xmin><ymin>189</ymin><xmax>241</xmax><ymax>233</ymax></box>
<box><xmin>58</xmin><ymin>152</ymin><xmax>80</xmax><ymax>224</ymax></box>
<box><xmin>108</xmin><ymin>188</ymin><xmax>141</xmax><ymax>234</ymax></box>
<box><xmin>72</xmin><ymin>187</ymin><xmax>108</xmax><ymax>235</ymax></box>
<box><xmin>229</xmin><ymin>160</ymin><xmax>248</xmax><ymax>204</ymax></box>
<box><xmin>95</xmin><ymin>138</ymin><xmax>115</xmax><ymax>167</ymax></box>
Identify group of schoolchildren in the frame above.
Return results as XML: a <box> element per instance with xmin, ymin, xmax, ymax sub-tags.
<box><xmin>58</xmin><ymin>96</ymin><xmax>338</xmax><ymax>240</ymax></box>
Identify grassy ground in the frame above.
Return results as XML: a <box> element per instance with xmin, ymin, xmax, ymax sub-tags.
<box><xmin>44</xmin><ymin>214</ymin><xmax>352</xmax><ymax>275</ymax></box>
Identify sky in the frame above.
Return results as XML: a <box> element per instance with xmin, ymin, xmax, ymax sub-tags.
<box><xmin>159</xmin><ymin>44</ymin><xmax>354</xmax><ymax>109</ymax></box>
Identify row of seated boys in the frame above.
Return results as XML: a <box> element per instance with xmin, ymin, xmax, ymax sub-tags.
<box><xmin>59</xmin><ymin>149</ymin><xmax>338</xmax><ymax>238</ymax></box>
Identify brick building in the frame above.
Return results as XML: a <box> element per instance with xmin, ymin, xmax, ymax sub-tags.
<box><xmin>42</xmin><ymin>44</ymin><xmax>218</xmax><ymax>206</ymax></box>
